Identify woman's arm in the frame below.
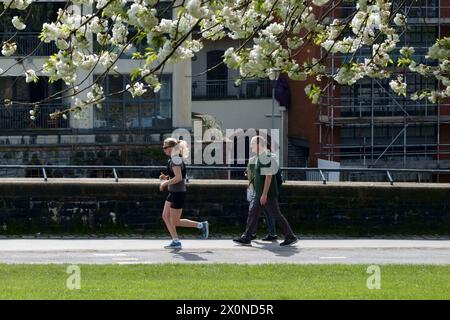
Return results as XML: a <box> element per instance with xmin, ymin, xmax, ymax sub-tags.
<box><xmin>160</xmin><ymin>165</ymin><xmax>182</xmax><ymax>191</ymax></box>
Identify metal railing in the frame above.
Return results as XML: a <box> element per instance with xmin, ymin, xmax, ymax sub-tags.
<box><xmin>0</xmin><ymin>104</ymin><xmax>70</xmax><ymax>130</ymax></box>
<box><xmin>0</xmin><ymin>32</ymin><xmax>57</xmax><ymax>56</ymax></box>
<box><xmin>192</xmin><ymin>79</ymin><xmax>273</xmax><ymax>100</ymax></box>
<box><xmin>1</xmin><ymin>165</ymin><xmax>450</xmax><ymax>185</ymax></box>
<box><xmin>322</xmin><ymin>102</ymin><xmax>439</xmax><ymax>118</ymax></box>
<box><xmin>339</xmin><ymin>3</ymin><xmax>442</xmax><ymax>19</ymax></box>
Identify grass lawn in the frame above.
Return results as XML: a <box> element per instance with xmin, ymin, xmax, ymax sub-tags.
<box><xmin>0</xmin><ymin>264</ymin><xmax>449</xmax><ymax>300</ymax></box>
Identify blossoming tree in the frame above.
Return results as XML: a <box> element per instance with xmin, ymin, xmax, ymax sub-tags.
<box><xmin>0</xmin><ymin>0</ymin><xmax>448</xmax><ymax>120</ymax></box>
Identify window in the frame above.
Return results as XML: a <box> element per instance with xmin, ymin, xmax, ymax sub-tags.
<box><xmin>0</xmin><ymin>76</ymin><xmax>68</xmax><ymax>130</ymax></box>
<box><xmin>0</xmin><ymin>2</ymin><xmax>65</xmax><ymax>56</ymax></box>
<box><xmin>340</xmin><ymin>73</ymin><xmax>437</xmax><ymax>118</ymax></box>
<box><xmin>340</xmin><ymin>0</ymin><xmax>438</xmax><ymax>19</ymax></box>
<box><xmin>407</xmin><ymin>0</ymin><xmax>439</xmax><ymax>18</ymax></box>
<box><xmin>93</xmin><ymin>74</ymin><xmax>172</xmax><ymax>130</ymax></box>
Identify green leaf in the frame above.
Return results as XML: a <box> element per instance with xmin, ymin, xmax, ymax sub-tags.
<box><xmin>397</xmin><ymin>57</ymin><xmax>411</xmax><ymax>67</ymax></box>
<box><xmin>145</xmin><ymin>53</ymin><xmax>158</xmax><ymax>65</ymax></box>
<box><xmin>132</xmin><ymin>52</ymin><xmax>143</xmax><ymax>60</ymax></box>
<box><xmin>130</xmin><ymin>68</ymin><xmax>141</xmax><ymax>81</ymax></box>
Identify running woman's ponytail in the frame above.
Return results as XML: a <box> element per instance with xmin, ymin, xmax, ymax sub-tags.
<box><xmin>175</xmin><ymin>139</ymin><xmax>190</xmax><ymax>159</ymax></box>
<box><xmin>163</xmin><ymin>137</ymin><xmax>190</xmax><ymax>159</ymax></box>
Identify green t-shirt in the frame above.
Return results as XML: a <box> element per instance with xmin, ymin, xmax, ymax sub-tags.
<box><xmin>249</xmin><ymin>151</ymin><xmax>279</xmax><ymax>199</ymax></box>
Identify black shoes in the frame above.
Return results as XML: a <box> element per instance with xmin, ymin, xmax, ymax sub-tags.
<box><xmin>234</xmin><ymin>235</ymin><xmax>297</xmax><ymax>246</ymax></box>
<box><xmin>280</xmin><ymin>236</ymin><xmax>298</xmax><ymax>247</ymax></box>
<box><xmin>261</xmin><ymin>234</ymin><xmax>278</xmax><ymax>241</ymax></box>
<box><xmin>233</xmin><ymin>237</ymin><xmax>252</xmax><ymax>246</ymax></box>
<box><xmin>250</xmin><ymin>234</ymin><xmax>278</xmax><ymax>241</ymax></box>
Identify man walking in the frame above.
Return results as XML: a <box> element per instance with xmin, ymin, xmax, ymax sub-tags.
<box><xmin>246</xmin><ymin>155</ymin><xmax>278</xmax><ymax>241</ymax></box>
<box><xmin>233</xmin><ymin>135</ymin><xmax>298</xmax><ymax>247</ymax></box>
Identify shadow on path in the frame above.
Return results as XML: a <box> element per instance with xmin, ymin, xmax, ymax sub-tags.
<box><xmin>171</xmin><ymin>250</ymin><xmax>214</xmax><ymax>262</ymax></box>
<box><xmin>251</xmin><ymin>241</ymin><xmax>300</xmax><ymax>257</ymax></box>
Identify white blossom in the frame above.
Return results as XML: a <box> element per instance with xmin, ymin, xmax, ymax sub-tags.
<box><xmin>126</xmin><ymin>82</ymin><xmax>147</xmax><ymax>98</ymax></box>
<box><xmin>0</xmin><ymin>0</ymin><xmax>446</xmax><ymax>115</ymax></box>
<box><xmin>393</xmin><ymin>13</ymin><xmax>407</xmax><ymax>27</ymax></box>
<box><xmin>80</xmin><ymin>54</ymin><xmax>98</xmax><ymax>70</ymax></box>
<box><xmin>186</xmin><ymin>0</ymin><xmax>208</xmax><ymax>19</ymax></box>
<box><xmin>1</xmin><ymin>42</ymin><xmax>17</xmax><ymax>56</ymax></box>
<box><xmin>11</xmin><ymin>16</ymin><xmax>26</xmax><ymax>30</ymax></box>
<box><xmin>25</xmin><ymin>70</ymin><xmax>38</xmax><ymax>83</ymax></box>
<box><xmin>389</xmin><ymin>76</ymin><xmax>407</xmax><ymax>96</ymax></box>
<box><xmin>4</xmin><ymin>0</ymin><xmax>33</xmax><ymax>10</ymax></box>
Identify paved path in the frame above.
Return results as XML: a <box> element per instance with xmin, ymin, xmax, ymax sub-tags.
<box><xmin>0</xmin><ymin>239</ymin><xmax>449</xmax><ymax>265</ymax></box>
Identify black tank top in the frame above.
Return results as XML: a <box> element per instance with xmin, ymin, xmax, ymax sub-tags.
<box><xmin>167</xmin><ymin>155</ymin><xmax>186</xmax><ymax>192</ymax></box>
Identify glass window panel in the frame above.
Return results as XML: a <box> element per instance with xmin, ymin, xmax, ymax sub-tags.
<box><xmin>93</xmin><ymin>74</ymin><xmax>172</xmax><ymax>129</ymax></box>
<box><xmin>109</xmin><ymin>75</ymin><xmax>125</xmax><ymax>100</ymax></box>
<box><xmin>422</xmin><ymin>125</ymin><xmax>435</xmax><ymax>137</ymax></box>
<box><xmin>160</xmin><ymin>76</ymin><xmax>171</xmax><ymax>99</ymax></box>
<box><xmin>159</xmin><ymin>101</ymin><xmax>172</xmax><ymax>119</ymax></box>
<box><xmin>0</xmin><ymin>77</ymin><xmax>14</xmax><ymax>100</ymax></box>
<box><xmin>141</xmin><ymin>87</ymin><xmax>157</xmax><ymax>100</ymax></box>
<box><xmin>341</xmin><ymin>128</ymin><xmax>354</xmax><ymax>138</ymax></box>
<box><xmin>94</xmin><ymin>104</ymin><xmax>108</xmax><ymax>128</ymax></box>
<box><xmin>156</xmin><ymin>1</ymin><xmax>173</xmax><ymax>19</ymax></box>
<box><xmin>108</xmin><ymin>102</ymin><xmax>124</xmax><ymax>128</ymax></box>
<box><xmin>141</xmin><ymin>102</ymin><xmax>158</xmax><ymax>128</ymax></box>
<box><xmin>125</xmin><ymin>103</ymin><xmax>140</xmax><ymax>128</ymax></box>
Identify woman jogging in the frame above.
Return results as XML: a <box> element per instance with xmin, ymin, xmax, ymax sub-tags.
<box><xmin>159</xmin><ymin>138</ymin><xmax>209</xmax><ymax>249</ymax></box>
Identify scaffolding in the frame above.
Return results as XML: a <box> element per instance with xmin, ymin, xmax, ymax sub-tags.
<box><xmin>319</xmin><ymin>0</ymin><xmax>450</xmax><ymax>173</ymax></box>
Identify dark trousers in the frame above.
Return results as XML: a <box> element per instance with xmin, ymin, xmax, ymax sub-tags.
<box><xmin>251</xmin><ymin>207</ymin><xmax>277</xmax><ymax>236</ymax></box>
<box><xmin>242</xmin><ymin>197</ymin><xmax>295</xmax><ymax>241</ymax></box>
<box><xmin>248</xmin><ymin>193</ymin><xmax>276</xmax><ymax>236</ymax></box>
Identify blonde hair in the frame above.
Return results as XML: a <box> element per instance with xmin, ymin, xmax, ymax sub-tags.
<box><xmin>163</xmin><ymin>137</ymin><xmax>190</xmax><ymax>159</ymax></box>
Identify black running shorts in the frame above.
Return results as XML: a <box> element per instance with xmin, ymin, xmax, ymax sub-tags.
<box><xmin>166</xmin><ymin>192</ymin><xmax>186</xmax><ymax>209</ymax></box>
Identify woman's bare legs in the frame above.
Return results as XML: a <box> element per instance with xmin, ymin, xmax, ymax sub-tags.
<box><xmin>162</xmin><ymin>201</ymin><xmax>179</xmax><ymax>240</ymax></box>
<box><xmin>169</xmin><ymin>208</ymin><xmax>199</xmax><ymax>228</ymax></box>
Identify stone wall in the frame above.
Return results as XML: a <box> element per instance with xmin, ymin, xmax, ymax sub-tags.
<box><xmin>0</xmin><ymin>180</ymin><xmax>449</xmax><ymax>236</ymax></box>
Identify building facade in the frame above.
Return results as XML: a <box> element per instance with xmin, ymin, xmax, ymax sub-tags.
<box><xmin>288</xmin><ymin>0</ymin><xmax>450</xmax><ymax>181</ymax></box>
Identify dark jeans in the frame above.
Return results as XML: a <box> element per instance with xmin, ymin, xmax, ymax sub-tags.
<box><xmin>242</xmin><ymin>197</ymin><xmax>295</xmax><ymax>241</ymax></box>
<box><xmin>250</xmin><ymin>200</ymin><xmax>276</xmax><ymax>236</ymax></box>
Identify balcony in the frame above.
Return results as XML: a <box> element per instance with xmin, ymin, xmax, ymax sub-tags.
<box><xmin>0</xmin><ymin>104</ymin><xmax>70</xmax><ymax>131</ymax></box>
<box><xmin>339</xmin><ymin>1</ymin><xmax>439</xmax><ymax>19</ymax></box>
<box><xmin>0</xmin><ymin>32</ymin><xmax>58</xmax><ymax>57</ymax></box>
<box><xmin>192</xmin><ymin>79</ymin><xmax>273</xmax><ymax>101</ymax></box>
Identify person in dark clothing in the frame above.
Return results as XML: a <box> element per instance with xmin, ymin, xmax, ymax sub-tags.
<box><xmin>233</xmin><ymin>135</ymin><xmax>298</xmax><ymax>247</ymax></box>
<box><xmin>246</xmin><ymin>156</ymin><xmax>278</xmax><ymax>241</ymax></box>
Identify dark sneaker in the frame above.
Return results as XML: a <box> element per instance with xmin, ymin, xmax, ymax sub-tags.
<box><xmin>261</xmin><ymin>234</ymin><xmax>278</xmax><ymax>241</ymax></box>
<box><xmin>233</xmin><ymin>238</ymin><xmax>252</xmax><ymax>246</ymax></box>
<box><xmin>280</xmin><ymin>237</ymin><xmax>298</xmax><ymax>247</ymax></box>
<box><xmin>164</xmin><ymin>240</ymin><xmax>182</xmax><ymax>250</ymax></box>
<box><xmin>201</xmin><ymin>221</ymin><xmax>209</xmax><ymax>239</ymax></box>
<box><xmin>250</xmin><ymin>234</ymin><xmax>257</xmax><ymax>240</ymax></box>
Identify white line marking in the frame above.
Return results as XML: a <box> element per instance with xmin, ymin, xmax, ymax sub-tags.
<box><xmin>112</xmin><ymin>257</ymin><xmax>139</xmax><ymax>261</ymax></box>
<box><xmin>319</xmin><ymin>256</ymin><xmax>347</xmax><ymax>259</ymax></box>
<box><xmin>93</xmin><ymin>253</ymin><xmax>127</xmax><ymax>257</ymax></box>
